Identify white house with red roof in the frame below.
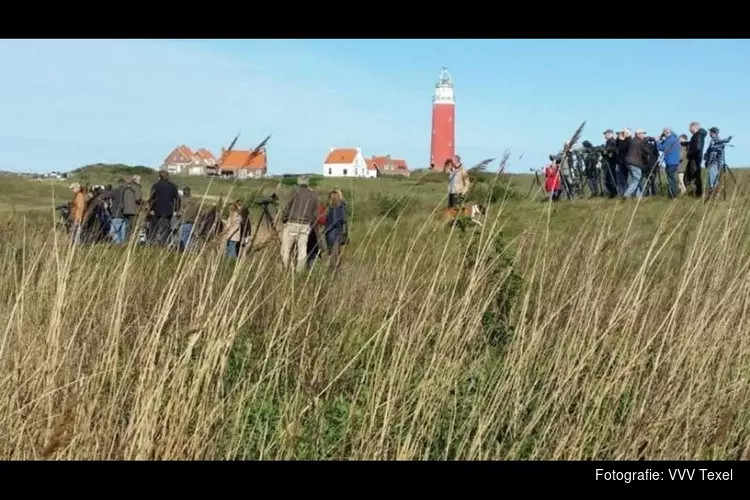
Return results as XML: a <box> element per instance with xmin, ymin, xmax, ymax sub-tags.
<box><xmin>323</xmin><ymin>147</ymin><xmax>372</xmax><ymax>178</ymax></box>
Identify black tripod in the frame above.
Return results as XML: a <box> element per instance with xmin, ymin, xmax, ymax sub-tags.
<box><xmin>719</xmin><ymin>145</ymin><xmax>742</xmax><ymax>200</ymax></box>
<box><xmin>527</xmin><ymin>168</ymin><xmax>543</xmax><ymax>199</ymax></box>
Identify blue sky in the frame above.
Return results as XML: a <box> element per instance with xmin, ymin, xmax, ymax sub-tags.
<box><xmin>1</xmin><ymin>39</ymin><xmax>748</xmax><ymax>175</ymax></box>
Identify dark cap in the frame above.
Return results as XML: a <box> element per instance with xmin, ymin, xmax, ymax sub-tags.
<box><xmin>603</xmin><ymin>129</ymin><xmax>614</xmax><ymax>134</ymax></box>
<box><xmin>709</xmin><ymin>127</ymin><xmax>720</xmax><ymax>134</ymax></box>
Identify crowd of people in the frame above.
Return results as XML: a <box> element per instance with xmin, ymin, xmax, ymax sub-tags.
<box><xmin>54</xmin><ymin>121</ymin><xmax>734</xmax><ymax>272</ymax></box>
<box><xmin>541</xmin><ymin>122</ymin><xmax>733</xmax><ymax>201</ymax></box>
<box><xmin>61</xmin><ymin>171</ymin><xmax>349</xmax><ymax>273</ymax></box>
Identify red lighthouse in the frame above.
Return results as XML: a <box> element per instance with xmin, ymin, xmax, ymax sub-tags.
<box><xmin>430</xmin><ymin>67</ymin><xmax>455</xmax><ymax>171</ymax></box>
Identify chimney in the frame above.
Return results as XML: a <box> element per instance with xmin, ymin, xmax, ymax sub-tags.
<box><xmin>330</xmin><ymin>147</ymin><xmax>334</xmax><ymax>152</ymax></box>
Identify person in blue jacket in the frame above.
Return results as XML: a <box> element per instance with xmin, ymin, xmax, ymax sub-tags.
<box><xmin>324</xmin><ymin>189</ymin><xmax>348</xmax><ymax>274</ymax></box>
<box><xmin>657</xmin><ymin>127</ymin><xmax>682</xmax><ymax>199</ymax></box>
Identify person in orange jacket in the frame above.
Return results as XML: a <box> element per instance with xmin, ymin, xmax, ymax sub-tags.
<box><xmin>69</xmin><ymin>183</ymin><xmax>87</xmax><ymax>244</ymax></box>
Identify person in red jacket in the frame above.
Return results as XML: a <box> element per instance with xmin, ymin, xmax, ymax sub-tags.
<box><xmin>544</xmin><ymin>161</ymin><xmax>561</xmax><ymax>201</ymax></box>
<box><xmin>316</xmin><ymin>203</ymin><xmax>327</xmax><ymax>226</ymax></box>
<box><xmin>305</xmin><ymin>201</ymin><xmax>328</xmax><ymax>269</ymax></box>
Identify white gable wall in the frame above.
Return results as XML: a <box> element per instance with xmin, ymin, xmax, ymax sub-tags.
<box><xmin>323</xmin><ymin>149</ymin><xmax>371</xmax><ymax>178</ymax></box>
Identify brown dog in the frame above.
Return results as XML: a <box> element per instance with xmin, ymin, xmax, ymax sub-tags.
<box><xmin>442</xmin><ymin>204</ymin><xmax>486</xmax><ymax>225</ymax></box>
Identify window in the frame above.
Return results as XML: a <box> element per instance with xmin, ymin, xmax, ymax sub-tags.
<box><xmin>355</xmin><ymin>168</ymin><xmax>359</xmax><ymax>176</ymax></box>
<box><xmin>328</xmin><ymin>168</ymin><xmax>332</xmax><ymax>175</ymax></box>
<box><xmin>343</xmin><ymin>168</ymin><xmax>348</xmax><ymax>176</ymax></box>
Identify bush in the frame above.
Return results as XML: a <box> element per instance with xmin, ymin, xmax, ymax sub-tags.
<box><xmin>467</xmin><ymin>172</ymin><xmax>518</xmax><ymax>204</ymax></box>
<box><xmin>469</xmin><ymin>182</ymin><xmax>516</xmax><ymax>204</ymax></box>
<box><xmin>464</xmin><ymin>231</ymin><xmax>523</xmax><ymax>350</ymax></box>
<box><xmin>372</xmin><ymin>193</ymin><xmax>411</xmax><ymax>220</ymax></box>
<box><xmin>72</xmin><ymin>163</ymin><xmax>155</xmax><ymax>178</ymax></box>
<box><xmin>415</xmin><ymin>171</ymin><xmax>449</xmax><ymax>185</ymax></box>
<box><xmin>281</xmin><ymin>175</ymin><xmax>322</xmax><ymax>188</ymax></box>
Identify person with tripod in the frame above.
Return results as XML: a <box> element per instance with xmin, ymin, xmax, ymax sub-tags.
<box><xmin>280</xmin><ymin>176</ymin><xmax>318</xmax><ymax>272</ymax></box>
<box><xmin>601</xmin><ymin>129</ymin><xmax>619</xmax><ymax>198</ymax></box>
<box><xmin>685</xmin><ymin>121</ymin><xmax>707</xmax><ymax>198</ymax></box>
<box><xmin>100</xmin><ymin>178</ymin><xmax>127</xmax><ymax>243</ymax></box>
<box><xmin>543</xmin><ymin>158</ymin><xmax>561</xmax><ymax>201</ymax></box>
<box><xmin>704</xmin><ymin>126</ymin><xmax>732</xmax><ymax>199</ymax></box>
<box><xmin>657</xmin><ymin>128</ymin><xmax>681</xmax><ymax>199</ymax></box>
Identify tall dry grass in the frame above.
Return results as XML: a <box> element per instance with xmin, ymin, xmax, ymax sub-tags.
<box><xmin>2</xmin><ymin>192</ymin><xmax>750</xmax><ymax>460</ymax></box>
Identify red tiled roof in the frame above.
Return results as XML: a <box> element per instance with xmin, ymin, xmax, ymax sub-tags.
<box><xmin>393</xmin><ymin>159</ymin><xmax>408</xmax><ymax>170</ymax></box>
<box><xmin>195</xmin><ymin>148</ymin><xmax>216</xmax><ymax>163</ymax></box>
<box><xmin>177</xmin><ymin>145</ymin><xmax>194</xmax><ymax>158</ymax></box>
<box><xmin>368</xmin><ymin>155</ymin><xmax>409</xmax><ymax>172</ymax></box>
<box><xmin>221</xmin><ymin>150</ymin><xmax>267</xmax><ymax>170</ymax></box>
<box><xmin>365</xmin><ymin>159</ymin><xmax>377</xmax><ymax>171</ymax></box>
<box><xmin>325</xmin><ymin>148</ymin><xmax>358</xmax><ymax>164</ymax></box>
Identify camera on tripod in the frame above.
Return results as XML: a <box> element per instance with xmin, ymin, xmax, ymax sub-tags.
<box><xmin>55</xmin><ymin>203</ymin><xmax>72</xmax><ymax>232</ymax></box>
<box><xmin>578</xmin><ymin>141</ymin><xmax>605</xmax><ymax>154</ymax></box>
<box><xmin>255</xmin><ymin>193</ymin><xmax>278</xmax><ymax>207</ymax></box>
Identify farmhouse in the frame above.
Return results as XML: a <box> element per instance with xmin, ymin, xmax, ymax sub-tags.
<box><xmin>161</xmin><ymin>145</ymin><xmax>217</xmax><ymax>176</ymax></box>
<box><xmin>323</xmin><ymin>147</ymin><xmax>373</xmax><ymax>178</ymax></box>
<box><xmin>366</xmin><ymin>155</ymin><xmax>410</xmax><ymax>177</ymax></box>
<box><xmin>215</xmin><ymin>148</ymin><xmax>268</xmax><ymax>179</ymax></box>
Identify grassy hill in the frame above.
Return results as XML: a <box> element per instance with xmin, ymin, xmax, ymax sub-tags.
<box><xmin>70</xmin><ymin>163</ymin><xmax>156</xmax><ymax>180</ymax></box>
<box><xmin>1</xmin><ymin>169</ymin><xmax>750</xmax><ymax>459</ymax></box>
